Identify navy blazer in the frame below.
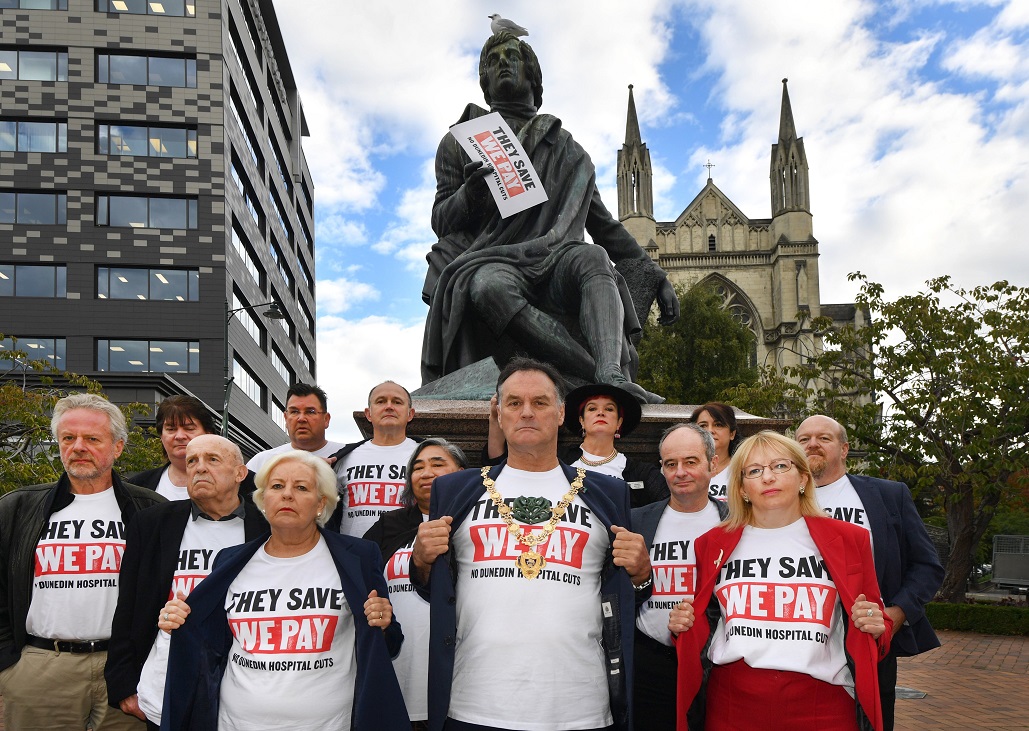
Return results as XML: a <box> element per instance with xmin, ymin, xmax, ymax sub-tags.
<box><xmin>412</xmin><ymin>461</ymin><xmax>639</xmax><ymax>731</ymax></box>
<box><xmin>160</xmin><ymin>529</ymin><xmax>408</xmax><ymax>730</ymax></box>
<box><xmin>105</xmin><ymin>498</ymin><xmax>268</xmax><ymax>708</ymax></box>
<box><xmin>631</xmin><ymin>497</ymin><xmax>729</xmax><ymax>550</ymax></box>
<box><xmin>847</xmin><ymin>474</ymin><xmax>944</xmax><ymax>657</ymax></box>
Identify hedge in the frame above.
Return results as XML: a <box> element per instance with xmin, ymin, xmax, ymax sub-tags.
<box><xmin>926</xmin><ymin>601</ymin><xmax>1029</xmax><ymax>636</ymax></box>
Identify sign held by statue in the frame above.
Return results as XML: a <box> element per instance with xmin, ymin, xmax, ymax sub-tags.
<box><xmin>450</xmin><ymin>112</ymin><xmax>548</xmax><ymax>218</ymax></box>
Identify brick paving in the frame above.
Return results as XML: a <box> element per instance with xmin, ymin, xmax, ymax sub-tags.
<box><xmin>0</xmin><ymin>630</ymin><xmax>1026</xmax><ymax>729</ymax></box>
<box><xmin>895</xmin><ymin>630</ymin><xmax>1029</xmax><ymax>730</ymax></box>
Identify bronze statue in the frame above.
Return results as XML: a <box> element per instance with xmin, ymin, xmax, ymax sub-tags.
<box><xmin>420</xmin><ymin>31</ymin><xmax>679</xmax><ymax>402</ymax></box>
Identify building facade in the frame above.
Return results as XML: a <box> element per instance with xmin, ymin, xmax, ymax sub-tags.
<box><xmin>0</xmin><ymin>0</ymin><xmax>315</xmax><ymax>453</ymax></box>
<box><xmin>617</xmin><ymin>80</ymin><xmax>864</xmax><ymax>373</ymax></box>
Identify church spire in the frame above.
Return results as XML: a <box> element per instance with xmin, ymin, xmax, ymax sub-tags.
<box><xmin>777</xmin><ymin>77</ymin><xmax>797</xmax><ymax>143</ymax></box>
<box><xmin>625</xmin><ymin>83</ymin><xmax>643</xmax><ymax>146</ymax></box>
<box><xmin>617</xmin><ymin>84</ymin><xmax>653</xmax><ymax>220</ymax></box>
<box><xmin>770</xmin><ymin>78</ymin><xmax>810</xmax><ymax>216</ymax></box>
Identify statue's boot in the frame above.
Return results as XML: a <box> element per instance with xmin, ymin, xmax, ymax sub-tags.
<box><xmin>579</xmin><ymin>277</ymin><xmax>665</xmax><ymax>404</ymax></box>
<box><xmin>506</xmin><ymin>305</ymin><xmax>597</xmax><ymax>381</ymax></box>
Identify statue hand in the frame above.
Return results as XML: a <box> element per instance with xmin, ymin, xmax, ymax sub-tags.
<box><xmin>656</xmin><ymin>278</ymin><xmax>680</xmax><ymax>325</ymax></box>
<box><xmin>463</xmin><ymin>161</ymin><xmax>493</xmax><ymax>201</ymax></box>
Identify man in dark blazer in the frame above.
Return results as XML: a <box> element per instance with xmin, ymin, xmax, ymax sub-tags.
<box><xmin>631</xmin><ymin>423</ymin><xmax>729</xmax><ymax>731</ymax></box>
<box><xmin>106</xmin><ymin>435</ymin><xmax>267</xmax><ymax>729</ymax></box>
<box><xmin>410</xmin><ymin>358</ymin><xmax>652</xmax><ymax>731</ymax></box>
<box><xmin>796</xmin><ymin>415</ymin><xmax>945</xmax><ymax>731</ymax></box>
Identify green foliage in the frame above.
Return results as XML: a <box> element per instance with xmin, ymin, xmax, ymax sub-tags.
<box><xmin>636</xmin><ymin>282</ymin><xmax>758</xmax><ymax>404</ymax></box>
<box><xmin>720</xmin><ymin>275</ymin><xmax>1029</xmax><ymax>602</ymax></box>
<box><xmin>926</xmin><ymin>602</ymin><xmax>1029</xmax><ymax>636</ymax></box>
<box><xmin>0</xmin><ymin>339</ymin><xmax>166</xmax><ymax>495</ymax></box>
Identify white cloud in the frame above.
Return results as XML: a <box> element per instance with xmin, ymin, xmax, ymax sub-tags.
<box><xmin>316</xmin><ymin>277</ymin><xmax>380</xmax><ymax>316</ymax></box>
<box><xmin>316</xmin><ymin>315</ymin><xmax>424</xmax><ymax>443</ymax></box>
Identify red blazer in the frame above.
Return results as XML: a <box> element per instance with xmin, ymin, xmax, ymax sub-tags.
<box><xmin>674</xmin><ymin>516</ymin><xmax>892</xmax><ymax>731</ymax></box>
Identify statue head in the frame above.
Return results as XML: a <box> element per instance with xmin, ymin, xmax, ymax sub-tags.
<box><xmin>479</xmin><ymin>31</ymin><xmax>543</xmax><ymax>109</ymax></box>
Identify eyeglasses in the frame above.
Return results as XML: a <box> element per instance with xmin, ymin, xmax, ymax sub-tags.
<box><xmin>742</xmin><ymin>460</ymin><xmax>796</xmax><ymax>480</ymax></box>
<box><xmin>285</xmin><ymin>408</ymin><xmax>324</xmax><ymax>418</ymax></box>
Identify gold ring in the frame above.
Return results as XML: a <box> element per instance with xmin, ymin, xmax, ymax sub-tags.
<box><xmin>378</xmin><ymin>611</ymin><xmax>384</xmax><ymax>620</ymax></box>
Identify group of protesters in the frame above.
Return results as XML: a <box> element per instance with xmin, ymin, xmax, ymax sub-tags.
<box><xmin>0</xmin><ymin>358</ymin><xmax>944</xmax><ymax>731</ymax></box>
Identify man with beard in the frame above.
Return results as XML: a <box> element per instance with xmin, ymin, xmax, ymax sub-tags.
<box><xmin>0</xmin><ymin>393</ymin><xmax>163</xmax><ymax>730</ymax></box>
<box><xmin>795</xmin><ymin>414</ymin><xmax>944</xmax><ymax>731</ymax></box>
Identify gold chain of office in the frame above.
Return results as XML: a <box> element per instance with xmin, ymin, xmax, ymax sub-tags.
<box><xmin>480</xmin><ymin>465</ymin><xmax>586</xmax><ymax>580</ymax></box>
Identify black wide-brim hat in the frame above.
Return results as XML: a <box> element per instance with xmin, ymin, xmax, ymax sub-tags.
<box><xmin>563</xmin><ymin>383</ymin><xmax>642</xmax><ymax>437</ymax></box>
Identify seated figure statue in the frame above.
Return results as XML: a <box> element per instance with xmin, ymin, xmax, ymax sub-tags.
<box><xmin>420</xmin><ymin>31</ymin><xmax>679</xmax><ymax>402</ymax></box>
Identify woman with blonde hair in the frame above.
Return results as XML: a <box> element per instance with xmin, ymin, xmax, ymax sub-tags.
<box><xmin>669</xmin><ymin>431</ymin><xmax>891</xmax><ymax>731</ymax></box>
<box><xmin>158</xmin><ymin>450</ymin><xmax>409</xmax><ymax>730</ymax></box>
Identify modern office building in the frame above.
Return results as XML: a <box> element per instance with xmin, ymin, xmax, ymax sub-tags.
<box><xmin>0</xmin><ymin>0</ymin><xmax>315</xmax><ymax>454</ymax></box>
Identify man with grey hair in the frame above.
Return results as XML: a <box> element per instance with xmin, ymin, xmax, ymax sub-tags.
<box><xmin>106</xmin><ymin>434</ymin><xmax>267</xmax><ymax>728</ymax></box>
<box><xmin>0</xmin><ymin>392</ymin><xmax>164</xmax><ymax>730</ymax></box>
<box><xmin>329</xmin><ymin>380</ymin><xmax>422</xmax><ymax>537</ymax></box>
<box><xmin>795</xmin><ymin>414</ymin><xmax>944</xmax><ymax>731</ymax></box>
<box><xmin>630</xmin><ymin>423</ymin><xmax>729</xmax><ymax>730</ymax></box>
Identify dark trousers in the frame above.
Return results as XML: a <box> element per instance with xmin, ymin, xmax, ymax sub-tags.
<box><xmin>633</xmin><ymin>630</ymin><xmax>678</xmax><ymax>731</ymax></box>
<box><xmin>879</xmin><ymin>653</ymin><xmax>898</xmax><ymax>731</ymax></box>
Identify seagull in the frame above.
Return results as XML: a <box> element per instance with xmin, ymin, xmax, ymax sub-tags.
<box><xmin>489</xmin><ymin>14</ymin><xmax>529</xmax><ymax>37</ymax></box>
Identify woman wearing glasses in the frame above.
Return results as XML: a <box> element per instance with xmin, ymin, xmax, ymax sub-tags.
<box><xmin>668</xmin><ymin>431</ymin><xmax>891</xmax><ymax>731</ymax></box>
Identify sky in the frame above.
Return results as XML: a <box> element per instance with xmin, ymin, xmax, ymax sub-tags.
<box><xmin>273</xmin><ymin>0</ymin><xmax>1029</xmax><ymax>443</ymax></box>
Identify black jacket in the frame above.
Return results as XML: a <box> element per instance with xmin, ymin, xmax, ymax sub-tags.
<box><xmin>0</xmin><ymin>472</ymin><xmax>164</xmax><ymax>671</ymax></box>
<box><xmin>128</xmin><ymin>463</ymin><xmax>258</xmax><ymax>498</ymax></box>
<box><xmin>104</xmin><ymin>498</ymin><xmax>269</xmax><ymax>707</ymax></box>
<box><xmin>362</xmin><ymin>504</ymin><xmax>423</xmax><ymax>564</ymax></box>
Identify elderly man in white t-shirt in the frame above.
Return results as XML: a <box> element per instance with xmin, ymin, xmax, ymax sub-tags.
<box><xmin>411</xmin><ymin>358</ymin><xmax>651</xmax><ymax>731</ymax></box>
<box><xmin>0</xmin><ymin>393</ymin><xmax>163</xmax><ymax>731</ymax></box>
<box><xmin>795</xmin><ymin>414</ymin><xmax>944</xmax><ymax>731</ymax></box>
<box><xmin>246</xmin><ymin>383</ymin><xmax>345</xmax><ymax>474</ymax></box>
<box><xmin>328</xmin><ymin>381</ymin><xmax>421</xmax><ymax>537</ymax></box>
<box><xmin>630</xmin><ymin>423</ymin><xmax>728</xmax><ymax>730</ymax></box>
<box><xmin>106</xmin><ymin>434</ymin><xmax>268</xmax><ymax>729</ymax></box>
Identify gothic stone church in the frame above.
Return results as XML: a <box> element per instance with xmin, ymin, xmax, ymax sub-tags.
<box><xmin>616</xmin><ymin>80</ymin><xmax>863</xmax><ymax>371</ymax></box>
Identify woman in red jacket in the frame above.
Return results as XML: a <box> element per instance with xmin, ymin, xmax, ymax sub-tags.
<box><xmin>668</xmin><ymin>431</ymin><xmax>891</xmax><ymax>731</ymax></box>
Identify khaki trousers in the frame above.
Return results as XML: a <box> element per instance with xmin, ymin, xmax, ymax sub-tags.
<box><xmin>0</xmin><ymin>645</ymin><xmax>144</xmax><ymax>731</ymax></box>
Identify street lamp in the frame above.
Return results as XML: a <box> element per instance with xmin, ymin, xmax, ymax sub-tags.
<box><xmin>222</xmin><ymin>298</ymin><xmax>285</xmax><ymax>436</ymax></box>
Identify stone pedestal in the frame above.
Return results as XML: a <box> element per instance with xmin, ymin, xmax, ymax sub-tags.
<box><xmin>351</xmin><ymin>401</ymin><xmax>788</xmax><ymax>469</ymax></box>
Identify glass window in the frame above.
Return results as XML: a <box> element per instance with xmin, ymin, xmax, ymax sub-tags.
<box><xmin>0</xmin><ymin>51</ymin><xmax>16</xmax><ymax>81</ymax></box>
<box><xmin>98</xmin><ymin>124</ymin><xmax>195</xmax><ymax>158</ymax></box>
<box><xmin>96</xmin><ymin>195</ymin><xmax>197</xmax><ymax>229</ymax></box>
<box><xmin>233</xmin><ymin>357</ymin><xmax>264</xmax><ymax>407</ymax></box>
<box><xmin>0</xmin><ymin>336</ymin><xmax>66</xmax><ymax>371</ymax></box>
<box><xmin>0</xmin><ymin>1</ymin><xmax>68</xmax><ymax>8</ymax></box>
<box><xmin>232</xmin><ymin>291</ymin><xmax>264</xmax><ymax>347</ymax></box>
<box><xmin>0</xmin><ymin>120</ymin><xmax>67</xmax><ymax>152</ymax></box>
<box><xmin>271</xmin><ymin>348</ymin><xmax>292</xmax><ymax>385</ymax></box>
<box><xmin>97</xmin><ymin>0</ymin><xmax>193</xmax><ymax>15</ymax></box>
<box><xmin>98</xmin><ymin>53</ymin><xmax>196</xmax><ymax>88</ymax></box>
<box><xmin>271</xmin><ymin>399</ymin><xmax>286</xmax><ymax>434</ymax></box>
<box><xmin>0</xmin><ymin>192</ymin><xmax>65</xmax><ymax>224</ymax></box>
<box><xmin>299</xmin><ymin>300</ymin><xmax>314</xmax><ymax>336</ymax></box>
<box><xmin>0</xmin><ymin>50</ymin><xmax>67</xmax><ymax>81</ymax></box>
<box><xmin>0</xmin><ymin>264</ymin><xmax>66</xmax><ymax>297</ymax></box>
<box><xmin>299</xmin><ymin>344</ymin><xmax>313</xmax><ymax>377</ymax></box>
<box><xmin>98</xmin><ymin>266</ymin><xmax>197</xmax><ymax>301</ymax></box>
<box><xmin>231</xmin><ymin>222</ymin><xmax>263</xmax><ymax>288</ymax></box>
<box><xmin>98</xmin><ymin>338</ymin><xmax>199</xmax><ymax>373</ymax></box>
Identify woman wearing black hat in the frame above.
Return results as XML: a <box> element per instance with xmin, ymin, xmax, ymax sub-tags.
<box><xmin>561</xmin><ymin>384</ymin><xmax>668</xmax><ymax>508</ymax></box>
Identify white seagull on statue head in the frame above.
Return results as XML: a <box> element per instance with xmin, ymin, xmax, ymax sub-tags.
<box><xmin>488</xmin><ymin>14</ymin><xmax>529</xmax><ymax>37</ymax></box>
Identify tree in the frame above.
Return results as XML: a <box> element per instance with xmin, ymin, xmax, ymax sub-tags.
<box><xmin>723</xmin><ymin>274</ymin><xmax>1029</xmax><ymax>601</ymax></box>
<box><xmin>0</xmin><ymin>341</ymin><xmax>166</xmax><ymax>494</ymax></box>
<box><xmin>636</xmin><ymin>282</ymin><xmax>758</xmax><ymax>404</ymax></box>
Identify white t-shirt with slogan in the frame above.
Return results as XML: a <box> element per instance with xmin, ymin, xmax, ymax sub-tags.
<box><xmin>137</xmin><ymin>515</ymin><xmax>246</xmax><ymax>725</ymax></box>
<box><xmin>636</xmin><ymin>501</ymin><xmax>722</xmax><ymax>645</ymax></box>
<box><xmin>449</xmin><ymin>466</ymin><xmax>612</xmax><ymax>730</ymax></box>
<box><xmin>816</xmin><ymin>475</ymin><xmax>874</xmax><ymax>552</ymax></box>
<box><xmin>707</xmin><ymin>466</ymin><xmax>730</xmax><ymax>501</ymax></box>
<box><xmin>26</xmin><ymin>487</ymin><xmax>125</xmax><ymax>640</ymax></box>
<box><xmin>383</xmin><ymin>521</ymin><xmax>430</xmax><ymax>721</ymax></box>
<box><xmin>218</xmin><ymin>536</ymin><xmax>355</xmax><ymax>731</ymax></box>
<box><xmin>708</xmin><ymin>519</ymin><xmax>852</xmax><ymax>690</ymax></box>
<box><xmin>335</xmin><ymin>439</ymin><xmax>417</xmax><ymax>537</ymax></box>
